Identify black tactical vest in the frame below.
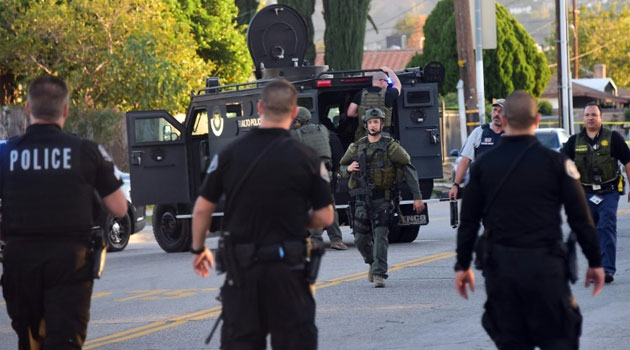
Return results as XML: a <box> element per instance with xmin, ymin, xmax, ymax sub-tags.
<box><xmin>474</xmin><ymin>124</ymin><xmax>503</xmax><ymax>158</ymax></box>
<box><xmin>1</xmin><ymin>125</ymin><xmax>94</xmax><ymax>237</ymax></box>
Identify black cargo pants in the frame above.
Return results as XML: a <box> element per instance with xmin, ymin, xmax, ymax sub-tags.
<box><xmin>220</xmin><ymin>262</ymin><xmax>317</xmax><ymax>350</ymax></box>
<box><xmin>1</xmin><ymin>239</ymin><xmax>94</xmax><ymax>350</ymax></box>
<box><xmin>481</xmin><ymin>244</ymin><xmax>582</xmax><ymax>350</ymax></box>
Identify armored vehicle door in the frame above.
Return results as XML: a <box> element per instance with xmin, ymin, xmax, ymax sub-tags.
<box><xmin>126</xmin><ymin>110</ymin><xmax>190</xmax><ymax>206</ymax></box>
<box><xmin>396</xmin><ymin>83</ymin><xmax>443</xmax><ymax>180</ymax></box>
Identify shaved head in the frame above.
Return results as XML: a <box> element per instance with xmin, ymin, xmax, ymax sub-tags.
<box><xmin>504</xmin><ymin>90</ymin><xmax>538</xmax><ymax>130</ymax></box>
<box><xmin>372</xmin><ymin>71</ymin><xmax>388</xmax><ymax>84</ymax></box>
<box><xmin>260</xmin><ymin>79</ymin><xmax>297</xmax><ymax>122</ymax></box>
<box><xmin>27</xmin><ymin>75</ymin><xmax>69</xmax><ymax>121</ymax></box>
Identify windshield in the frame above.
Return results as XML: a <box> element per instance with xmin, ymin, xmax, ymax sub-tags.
<box><xmin>535</xmin><ymin>133</ymin><xmax>559</xmax><ymax>149</ymax></box>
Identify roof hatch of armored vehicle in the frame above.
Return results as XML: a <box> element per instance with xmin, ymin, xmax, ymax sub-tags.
<box><xmin>247</xmin><ymin>4</ymin><xmax>327</xmax><ymax>80</ymax></box>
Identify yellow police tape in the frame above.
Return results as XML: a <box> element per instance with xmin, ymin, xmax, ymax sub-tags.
<box><xmin>466</xmin><ymin>121</ymin><xmax>630</xmax><ymax>126</ymax></box>
<box><xmin>82</xmin><ymin>251</ymin><xmax>455</xmax><ymax>349</ymax></box>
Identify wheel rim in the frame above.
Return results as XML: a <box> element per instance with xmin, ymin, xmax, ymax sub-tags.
<box><xmin>109</xmin><ymin>217</ymin><xmax>130</xmax><ymax>247</ymax></box>
<box><xmin>160</xmin><ymin>211</ymin><xmax>180</xmax><ymax>241</ymax></box>
<box><xmin>110</xmin><ymin>221</ymin><xmax>122</xmax><ymax>244</ymax></box>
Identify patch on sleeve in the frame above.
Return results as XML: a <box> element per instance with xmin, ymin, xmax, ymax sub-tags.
<box><xmin>206</xmin><ymin>154</ymin><xmax>219</xmax><ymax>174</ymax></box>
<box><xmin>320</xmin><ymin>161</ymin><xmax>330</xmax><ymax>183</ymax></box>
<box><xmin>565</xmin><ymin>159</ymin><xmax>580</xmax><ymax>180</ymax></box>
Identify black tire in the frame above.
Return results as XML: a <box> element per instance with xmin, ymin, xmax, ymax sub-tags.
<box><xmin>105</xmin><ymin>212</ymin><xmax>132</xmax><ymax>252</ymax></box>
<box><xmin>388</xmin><ymin>224</ymin><xmax>420</xmax><ymax>243</ymax></box>
<box><xmin>152</xmin><ymin>204</ymin><xmax>191</xmax><ymax>253</ymax></box>
<box><xmin>399</xmin><ymin>225</ymin><xmax>420</xmax><ymax>243</ymax></box>
<box><xmin>388</xmin><ymin>223</ymin><xmax>403</xmax><ymax>243</ymax></box>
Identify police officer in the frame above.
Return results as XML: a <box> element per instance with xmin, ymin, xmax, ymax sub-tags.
<box><xmin>455</xmin><ymin>91</ymin><xmax>605</xmax><ymax>349</ymax></box>
<box><xmin>291</xmin><ymin>106</ymin><xmax>347</xmax><ymax>250</ymax></box>
<box><xmin>346</xmin><ymin>66</ymin><xmax>401</xmax><ymax>140</ymax></box>
<box><xmin>340</xmin><ymin>108</ymin><xmax>424</xmax><ymax>288</ymax></box>
<box><xmin>449</xmin><ymin>99</ymin><xmax>505</xmax><ymax>199</ymax></box>
<box><xmin>190</xmin><ymin>79</ymin><xmax>334</xmax><ymax>349</ymax></box>
<box><xmin>561</xmin><ymin>102</ymin><xmax>630</xmax><ymax>284</ymax></box>
<box><xmin>0</xmin><ymin>75</ymin><xmax>127</xmax><ymax>349</ymax></box>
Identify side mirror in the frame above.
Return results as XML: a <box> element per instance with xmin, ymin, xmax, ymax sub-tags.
<box><xmin>162</xmin><ymin>125</ymin><xmax>173</xmax><ymax>141</ymax></box>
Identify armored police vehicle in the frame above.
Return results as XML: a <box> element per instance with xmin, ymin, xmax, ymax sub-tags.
<box><xmin>126</xmin><ymin>5</ymin><xmax>445</xmax><ymax>252</ymax></box>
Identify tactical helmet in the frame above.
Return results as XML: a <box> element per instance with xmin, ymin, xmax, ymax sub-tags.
<box><xmin>295</xmin><ymin>107</ymin><xmax>312</xmax><ymax>123</ymax></box>
<box><xmin>362</xmin><ymin>108</ymin><xmax>386</xmax><ymax>123</ymax></box>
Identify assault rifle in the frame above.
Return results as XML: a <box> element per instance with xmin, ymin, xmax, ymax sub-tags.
<box><xmin>348</xmin><ymin>152</ymin><xmax>375</xmax><ymax>233</ymax></box>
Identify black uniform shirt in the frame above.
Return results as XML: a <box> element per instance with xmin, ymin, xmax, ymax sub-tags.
<box><xmin>456</xmin><ymin>135</ymin><xmax>601</xmax><ymax>270</ymax></box>
<box><xmin>198</xmin><ymin>128</ymin><xmax>333</xmax><ymax>245</ymax></box>
<box><xmin>562</xmin><ymin>126</ymin><xmax>630</xmax><ymax>164</ymax></box>
<box><xmin>351</xmin><ymin>86</ymin><xmax>399</xmax><ymax>107</ymax></box>
<box><xmin>0</xmin><ymin>124</ymin><xmax>122</xmax><ymax>236</ymax></box>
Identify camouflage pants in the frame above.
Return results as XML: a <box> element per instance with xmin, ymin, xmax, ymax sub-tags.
<box><xmin>353</xmin><ymin>198</ymin><xmax>392</xmax><ymax>278</ymax></box>
<box><xmin>310</xmin><ymin>182</ymin><xmax>343</xmax><ymax>243</ymax></box>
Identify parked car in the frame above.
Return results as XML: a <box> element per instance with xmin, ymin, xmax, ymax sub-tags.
<box><xmin>534</xmin><ymin>128</ymin><xmax>569</xmax><ymax>152</ymax></box>
<box><xmin>99</xmin><ymin>146</ymin><xmax>146</xmax><ymax>252</ymax></box>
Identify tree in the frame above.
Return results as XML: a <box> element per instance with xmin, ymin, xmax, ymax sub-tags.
<box><xmin>408</xmin><ymin>0</ymin><xmax>550</xmax><ymax>100</ymax></box>
<box><xmin>576</xmin><ymin>3</ymin><xmax>630</xmax><ymax>88</ymax></box>
<box><xmin>322</xmin><ymin>0</ymin><xmax>371</xmax><ymax>70</ymax></box>
<box><xmin>168</xmin><ymin>0</ymin><xmax>252</xmax><ymax>84</ymax></box>
<box><xmin>406</xmin><ymin>0</ymin><xmax>458</xmax><ymax>95</ymax></box>
<box><xmin>393</xmin><ymin>13</ymin><xmax>427</xmax><ymax>49</ymax></box>
<box><xmin>0</xmin><ymin>0</ymin><xmax>252</xmax><ymax>114</ymax></box>
<box><xmin>235</xmin><ymin>0</ymin><xmax>259</xmax><ymax>28</ymax></box>
<box><xmin>278</xmin><ymin>0</ymin><xmax>316</xmax><ymax>64</ymax></box>
<box><xmin>538</xmin><ymin>99</ymin><xmax>553</xmax><ymax>115</ymax></box>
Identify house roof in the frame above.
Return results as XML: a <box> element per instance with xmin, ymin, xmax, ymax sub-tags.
<box><xmin>572</xmin><ymin>78</ymin><xmax>617</xmax><ymax>95</ymax></box>
<box><xmin>314</xmin><ymin>49</ymin><xmax>421</xmax><ymax>71</ymax></box>
<box><xmin>541</xmin><ymin>77</ymin><xmax>629</xmax><ymax>103</ymax></box>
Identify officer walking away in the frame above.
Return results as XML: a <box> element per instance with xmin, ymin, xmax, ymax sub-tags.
<box><xmin>347</xmin><ymin>66</ymin><xmax>401</xmax><ymax>140</ymax></box>
<box><xmin>190</xmin><ymin>79</ymin><xmax>334</xmax><ymax>349</ymax></box>
<box><xmin>455</xmin><ymin>91</ymin><xmax>604</xmax><ymax>349</ymax></box>
<box><xmin>561</xmin><ymin>102</ymin><xmax>630</xmax><ymax>284</ymax></box>
<box><xmin>0</xmin><ymin>75</ymin><xmax>127</xmax><ymax>349</ymax></box>
<box><xmin>340</xmin><ymin>108</ymin><xmax>424</xmax><ymax>288</ymax></box>
<box><xmin>449</xmin><ymin>99</ymin><xmax>505</xmax><ymax>199</ymax></box>
<box><xmin>291</xmin><ymin>106</ymin><xmax>347</xmax><ymax>250</ymax></box>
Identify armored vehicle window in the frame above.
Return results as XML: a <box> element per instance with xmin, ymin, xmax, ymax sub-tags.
<box><xmin>298</xmin><ymin>97</ymin><xmax>313</xmax><ymax>110</ymax></box>
<box><xmin>192</xmin><ymin>109</ymin><xmax>209</xmax><ymax>136</ymax></box>
<box><xmin>405</xmin><ymin>90</ymin><xmax>432</xmax><ymax>107</ymax></box>
<box><xmin>135</xmin><ymin>118</ymin><xmax>181</xmax><ymax>143</ymax></box>
<box><xmin>226</xmin><ymin>103</ymin><xmax>243</xmax><ymax>118</ymax></box>
<box><xmin>327</xmin><ymin>107</ymin><xmax>340</xmax><ymax>128</ymax></box>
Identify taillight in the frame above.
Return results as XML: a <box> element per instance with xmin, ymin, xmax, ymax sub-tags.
<box><xmin>316</xmin><ymin>80</ymin><xmax>332</xmax><ymax>88</ymax></box>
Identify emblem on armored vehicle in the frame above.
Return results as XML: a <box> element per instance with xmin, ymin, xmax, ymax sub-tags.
<box><xmin>211</xmin><ymin>106</ymin><xmax>224</xmax><ymax>137</ymax></box>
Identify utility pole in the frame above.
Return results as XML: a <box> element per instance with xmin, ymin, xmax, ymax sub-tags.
<box><xmin>556</xmin><ymin>0</ymin><xmax>572</xmax><ymax>134</ymax></box>
<box><xmin>572</xmin><ymin>0</ymin><xmax>579</xmax><ymax>78</ymax></box>
<box><xmin>453</xmin><ymin>0</ymin><xmax>478</xmax><ymax>133</ymax></box>
<box><xmin>556</xmin><ymin>0</ymin><xmax>564</xmax><ymax>128</ymax></box>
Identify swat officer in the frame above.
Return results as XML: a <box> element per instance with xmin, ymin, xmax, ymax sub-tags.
<box><xmin>340</xmin><ymin>108</ymin><xmax>424</xmax><ymax>288</ymax></box>
<box><xmin>455</xmin><ymin>91</ymin><xmax>604</xmax><ymax>349</ymax></box>
<box><xmin>0</xmin><ymin>75</ymin><xmax>127</xmax><ymax>349</ymax></box>
<box><xmin>347</xmin><ymin>66</ymin><xmax>401</xmax><ymax>140</ymax></box>
<box><xmin>291</xmin><ymin>106</ymin><xmax>347</xmax><ymax>250</ymax></box>
<box><xmin>449</xmin><ymin>99</ymin><xmax>505</xmax><ymax>199</ymax></box>
<box><xmin>561</xmin><ymin>102</ymin><xmax>630</xmax><ymax>284</ymax></box>
<box><xmin>191</xmin><ymin>79</ymin><xmax>334</xmax><ymax>349</ymax></box>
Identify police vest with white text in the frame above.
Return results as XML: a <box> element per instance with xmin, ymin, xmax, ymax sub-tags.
<box><xmin>0</xmin><ymin>125</ymin><xmax>95</xmax><ymax>237</ymax></box>
<box><xmin>474</xmin><ymin>123</ymin><xmax>503</xmax><ymax>158</ymax></box>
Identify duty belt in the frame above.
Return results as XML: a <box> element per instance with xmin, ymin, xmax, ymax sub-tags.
<box><xmin>371</xmin><ymin>189</ymin><xmax>390</xmax><ymax>200</ymax></box>
<box><xmin>232</xmin><ymin>240</ymin><xmax>306</xmax><ymax>268</ymax></box>
<box><xmin>582</xmin><ymin>181</ymin><xmax>616</xmax><ymax>194</ymax></box>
